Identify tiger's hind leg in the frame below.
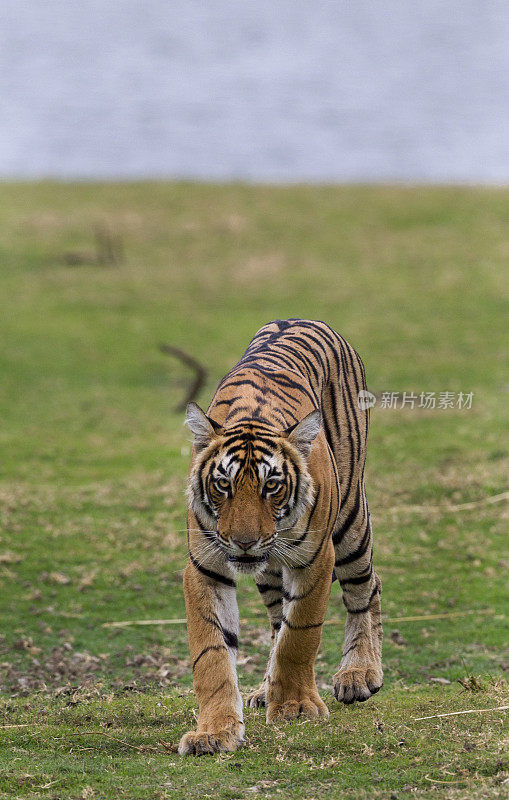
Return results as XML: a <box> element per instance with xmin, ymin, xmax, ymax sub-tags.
<box><xmin>246</xmin><ymin>568</ymin><xmax>283</xmax><ymax>709</ymax></box>
<box><xmin>319</xmin><ymin>333</ymin><xmax>382</xmax><ymax>703</ymax></box>
<box><xmin>332</xmin><ymin>486</ymin><xmax>383</xmax><ymax>703</ymax></box>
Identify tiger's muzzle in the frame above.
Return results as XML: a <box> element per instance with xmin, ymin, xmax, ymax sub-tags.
<box><xmin>219</xmin><ymin>531</ymin><xmax>272</xmax><ymax>573</ymax></box>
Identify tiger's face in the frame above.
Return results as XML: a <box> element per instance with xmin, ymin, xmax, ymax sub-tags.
<box><xmin>185</xmin><ymin>402</ymin><xmax>321</xmax><ymax>574</ymax></box>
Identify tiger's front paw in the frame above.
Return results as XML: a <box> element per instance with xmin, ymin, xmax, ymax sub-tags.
<box><xmin>266</xmin><ymin>694</ymin><xmax>329</xmax><ymax>724</ymax></box>
<box><xmin>246</xmin><ymin>685</ymin><xmax>266</xmax><ymax>708</ymax></box>
<box><xmin>178</xmin><ymin>728</ymin><xmax>244</xmax><ymax>756</ymax></box>
<box><xmin>332</xmin><ymin>664</ymin><xmax>383</xmax><ymax>704</ymax></box>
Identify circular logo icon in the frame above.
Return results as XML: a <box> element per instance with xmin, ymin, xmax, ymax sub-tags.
<box><xmin>357</xmin><ymin>390</ymin><xmax>377</xmax><ymax>410</ymax></box>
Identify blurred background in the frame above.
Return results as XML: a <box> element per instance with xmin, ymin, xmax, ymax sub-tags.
<box><xmin>0</xmin><ymin>5</ymin><xmax>507</xmax><ymax>797</ymax></box>
<box><xmin>2</xmin><ymin>0</ymin><xmax>509</xmax><ymax>182</ymax></box>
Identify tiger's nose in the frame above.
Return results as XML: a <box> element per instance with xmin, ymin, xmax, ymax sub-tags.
<box><xmin>231</xmin><ymin>537</ymin><xmax>259</xmax><ymax>552</ymax></box>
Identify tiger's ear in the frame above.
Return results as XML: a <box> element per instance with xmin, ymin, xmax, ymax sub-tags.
<box><xmin>284</xmin><ymin>409</ymin><xmax>321</xmax><ymax>457</ymax></box>
<box><xmin>185</xmin><ymin>402</ymin><xmax>222</xmax><ymax>450</ymax></box>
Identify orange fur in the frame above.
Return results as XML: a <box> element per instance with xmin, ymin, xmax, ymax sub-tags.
<box><xmin>179</xmin><ymin>320</ymin><xmax>382</xmax><ymax>755</ymax></box>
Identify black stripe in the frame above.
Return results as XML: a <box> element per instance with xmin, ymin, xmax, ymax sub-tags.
<box><xmin>333</xmin><ymin>492</ymin><xmax>362</xmax><ymax>545</ymax></box>
<box><xmin>264</xmin><ymin>569</ymin><xmax>282</xmax><ymax>578</ymax></box>
<box><xmin>208</xmin><ymin>680</ymin><xmax>228</xmax><ymax>699</ymax></box>
<box><xmin>256</xmin><ymin>582</ymin><xmax>282</xmax><ymax>594</ymax></box>
<box><xmin>193</xmin><ymin>644</ymin><xmax>226</xmax><ymax>670</ymax></box>
<box><xmin>344</xmin><ymin>585</ymin><xmax>379</xmax><ymax>614</ymax></box>
<box><xmin>287</xmin><ymin>486</ymin><xmax>321</xmax><ymax>549</ymax></box>
<box><xmin>337</xmin><ymin>337</ymin><xmax>363</xmax><ymax>461</ymax></box>
<box><xmin>189</xmin><ymin>552</ymin><xmax>236</xmax><ymax>587</ymax></box>
<box><xmin>321</xmin><ymin>407</ymin><xmax>335</xmax><ymax>458</ymax></box>
<box><xmin>223</xmin><ymin>419</ymin><xmax>275</xmax><ymax>433</ymax></box>
<box><xmin>281</xmin><ymin>574</ymin><xmax>320</xmax><ymax>602</ymax></box>
<box><xmin>281</xmin><ymin>615</ymin><xmax>324</xmax><ymax>630</ymax></box>
<box><xmin>334</xmin><ymin>522</ymin><xmax>371</xmax><ymax>568</ymax></box>
<box><xmin>225</xmin><ymin>405</ymin><xmax>252</xmax><ymax>419</ymax></box>
<box><xmin>271</xmin><ymin>342</ymin><xmax>319</xmax><ymax>383</ymax></box>
<box><xmin>339</xmin><ymin>569</ymin><xmax>373</xmax><ymax>587</ymax></box>
<box><xmin>274</xmin><ymin>406</ymin><xmax>298</xmax><ymax>425</ymax></box>
<box><xmin>221</xmin><ymin>378</ymin><xmax>268</xmax><ymax>394</ymax></box>
<box><xmin>200</xmin><ymin>611</ymin><xmax>222</xmax><ymax>632</ymax></box>
<box><xmin>292</xmin><ymin>529</ymin><xmax>328</xmax><ymax>569</ymax></box>
<box><xmin>335</xmin><ymin>344</ymin><xmax>357</xmax><ymax>500</ymax></box>
<box><xmin>200</xmin><ymin>612</ymin><xmax>239</xmax><ymax>649</ymax></box>
<box><xmin>222</xmin><ymin>629</ymin><xmax>239</xmax><ymax>649</ymax></box>
<box><xmin>242</xmin><ymin>348</ymin><xmax>306</xmax><ymax>378</ymax></box>
<box><xmin>293</xmin><ymin>330</ymin><xmax>332</xmax><ymax>382</ymax></box>
<box><xmin>212</xmin><ymin>397</ymin><xmax>241</xmax><ymax>408</ymax></box>
<box><xmin>280</xmin><ymin>337</ymin><xmax>321</xmax><ymax>379</ymax></box>
<box><xmin>233</xmin><ymin>414</ymin><xmax>272</xmax><ymax>425</ymax></box>
<box><xmin>272</xmin><ymin>378</ymin><xmax>315</xmax><ymax>404</ymax></box>
<box><xmin>341</xmin><ymin>633</ymin><xmax>363</xmax><ymax>658</ymax></box>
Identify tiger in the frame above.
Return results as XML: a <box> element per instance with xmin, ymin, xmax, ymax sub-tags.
<box><xmin>179</xmin><ymin>318</ymin><xmax>382</xmax><ymax>756</ymax></box>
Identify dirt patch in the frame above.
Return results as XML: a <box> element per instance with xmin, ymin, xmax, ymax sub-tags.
<box><xmin>0</xmin><ymin>643</ymin><xmax>190</xmax><ymax>696</ymax></box>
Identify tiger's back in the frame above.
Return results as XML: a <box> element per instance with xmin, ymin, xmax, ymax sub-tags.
<box><xmin>209</xmin><ymin>318</ymin><xmax>370</xmax><ymax>532</ymax></box>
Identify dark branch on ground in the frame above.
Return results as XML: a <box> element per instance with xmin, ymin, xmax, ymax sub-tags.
<box><xmin>159</xmin><ymin>344</ymin><xmax>208</xmax><ymax>412</ymax></box>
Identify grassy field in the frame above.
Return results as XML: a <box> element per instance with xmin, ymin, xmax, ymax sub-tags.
<box><xmin>0</xmin><ymin>182</ymin><xmax>507</xmax><ymax>799</ymax></box>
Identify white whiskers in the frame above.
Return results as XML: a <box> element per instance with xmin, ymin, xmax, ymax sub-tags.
<box><xmin>185</xmin><ymin>522</ymin><xmax>327</xmax><ymax>571</ymax></box>
<box><xmin>190</xmin><ymin>536</ymin><xmax>226</xmax><ymax>567</ymax></box>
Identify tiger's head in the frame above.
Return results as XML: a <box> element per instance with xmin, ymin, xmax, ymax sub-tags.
<box><xmin>185</xmin><ymin>402</ymin><xmax>321</xmax><ymax>573</ymax></box>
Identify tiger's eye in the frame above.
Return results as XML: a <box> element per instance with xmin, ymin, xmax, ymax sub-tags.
<box><xmin>265</xmin><ymin>478</ymin><xmax>281</xmax><ymax>491</ymax></box>
<box><xmin>215</xmin><ymin>477</ymin><xmax>230</xmax><ymax>491</ymax></box>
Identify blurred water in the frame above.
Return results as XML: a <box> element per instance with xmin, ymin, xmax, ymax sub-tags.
<box><xmin>1</xmin><ymin>0</ymin><xmax>508</xmax><ymax>181</ymax></box>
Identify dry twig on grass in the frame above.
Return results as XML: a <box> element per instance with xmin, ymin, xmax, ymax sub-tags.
<box><xmin>159</xmin><ymin>344</ymin><xmax>208</xmax><ymax>412</ymax></box>
<box><xmin>102</xmin><ymin>618</ymin><xmax>187</xmax><ymax>628</ymax></box>
<box><xmin>66</xmin><ymin>730</ymin><xmax>160</xmax><ymax>752</ymax></box>
<box><xmin>457</xmin><ymin>675</ymin><xmax>485</xmax><ymax>692</ymax></box>
<box><xmin>388</xmin><ymin>490</ymin><xmax>509</xmax><ymax>515</ymax></box>
<box><xmin>159</xmin><ymin>740</ymin><xmax>179</xmax><ymax>753</ymax></box>
<box><xmin>101</xmin><ymin>608</ymin><xmax>498</xmax><ymax>629</ymax></box>
<box><xmin>413</xmin><ymin>705</ymin><xmax>509</xmax><ymax>721</ymax></box>
<box><xmin>0</xmin><ymin>723</ymin><xmax>31</xmax><ymax>729</ymax></box>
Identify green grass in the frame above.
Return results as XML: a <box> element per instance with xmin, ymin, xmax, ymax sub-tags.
<box><xmin>0</xmin><ymin>181</ymin><xmax>507</xmax><ymax>799</ymax></box>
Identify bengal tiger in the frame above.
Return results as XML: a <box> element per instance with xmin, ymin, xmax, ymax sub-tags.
<box><xmin>179</xmin><ymin>319</ymin><xmax>382</xmax><ymax>756</ymax></box>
